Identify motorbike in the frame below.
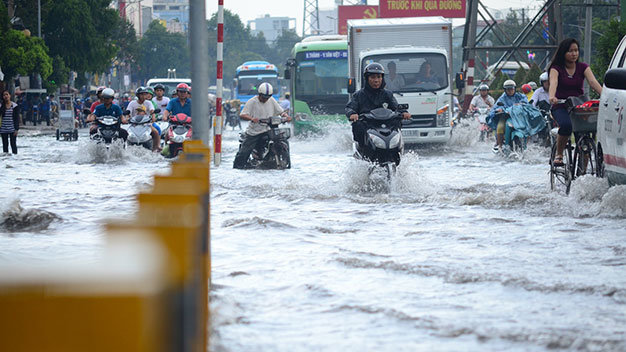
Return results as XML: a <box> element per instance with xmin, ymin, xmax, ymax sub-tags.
<box><xmin>86</xmin><ymin>109</ymin><xmax>124</xmax><ymax>146</ymax></box>
<box><xmin>165</xmin><ymin>113</ymin><xmax>192</xmax><ymax>158</ymax></box>
<box><xmin>238</xmin><ymin>116</ymin><xmax>291</xmax><ymax>169</ymax></box>
<box><xmin>224</xmin><ymin>102</ymin><xmax>241</xmax><ymax>130</ymax></box>
<box><xmin>126</xmin><ymin>113</ymin><xmax>154</xmax><ymax>150</ymax></box>
<box><xmin>473</xmin><ymin>107</ymin><xmax>492</xmax><ymax>141</ymax></box>
<box><xmin>353</xmin><ymin>105</ymin><xmax>407</xmax><ymax>180</ymax></box>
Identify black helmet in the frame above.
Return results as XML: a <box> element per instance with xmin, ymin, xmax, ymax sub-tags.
<box><xmin>364</xmin><ymin>62</ymin><xmax>385</xmax><ymax>76</ymax></box>
<box><xmin>154</xmin><ymin>84</ymin><xmax>165</xmax><ymax>91</ymax></box>
<box><xmin>135</xmin><ymin>86</ymin><xmax>145</xmax><ymax>96</ymax></box>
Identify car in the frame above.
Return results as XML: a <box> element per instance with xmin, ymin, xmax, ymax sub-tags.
<box><xmin>597</xmin><ymin>35</ymin><xmax>626</xmax><ymax>186</ymax></box>
<box><xmin>146</xmin><ymin>78</ymin><xmax>191</xmax><ymax>97</ymax></box>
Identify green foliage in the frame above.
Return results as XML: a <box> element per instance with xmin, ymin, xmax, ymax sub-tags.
<box><xmin>512</xmin><ymin>67</ymin><xmax>527</xmax><ymax>86</ymax></box>
<box><xmin>114</xmin><ymin>19</ymin><xmax>138</xmax><ymax>65</ymax></box>
<box><xmin>44</xmin><ymin>55</ymin><xmax>70</xmax><ymax>92</ymax></box>
<box><xmin>591</xmin><ymin>17</ymin><xmax>626</xmax><ymax>84</ymax></box>
<box><xmin>0</xmin><ymin>29</ymin><xmax>52</xmax><ymax>83</ymax></box>
<box><xmin>0</xmin><ymin>1</ymin><xmax>8</xmax><ymax>33</ymax></box>
<box><xmin>136</xmin><ymin>21</ymin><xmax>190</xmax><ymax>81</ymax></box>
<box><xmin>525</xmin><ymin>63</ymin><xmax>543</xmax><ymax>86</ymax></box>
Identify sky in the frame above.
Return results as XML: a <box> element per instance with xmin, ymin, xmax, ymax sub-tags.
<box><xmin>205</xmin><ymin>0</ymin><xmax>543</xmax><ymax>35</ymax></box>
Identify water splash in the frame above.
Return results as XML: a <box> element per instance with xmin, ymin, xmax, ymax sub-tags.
<box><xmin>0</xmin><ymin>199</ymin><xmax>60</xmax><ymax>232</ymax></box>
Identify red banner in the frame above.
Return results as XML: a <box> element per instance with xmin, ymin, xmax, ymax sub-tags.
<box><xmin>379</xmin><ymin>0</ymin><xmax>466</xmax><ymax>18</ymax></box>
<box><xmin>338</xmin><ymin>5</ymin><xmax>379</xmax><ymax>35</ymax></box>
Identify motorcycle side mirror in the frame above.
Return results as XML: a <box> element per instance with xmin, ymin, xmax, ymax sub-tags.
<box><xmin>123</xmin><ymin>110</ymin><xmax>131</xmax><ymax>115</ymax></box>
<box><xmin>497</xmin><ymin>102</ymin><xmax>505</xmax><ymax>107</ymax></box>
<box><xmin>528</xmin><ymin>99</ymin><xmax>534</xmax><ymax>105</ymax></box>
<box><xmin>83</xmin><ymin>109</ymin><xmax>91</xmax><ymax>115</ymax></box>
<box><xmin>347</xmin><ymin>78</ymin><xmax>355</xmax><ymax>94</ymax></box>
<box><xmin>284</xmin><ymin>69</ymin><xmax>291</xmax><ymax>80</ymax></box>
<box><xmin>154</xmin><ymin>108</ymin><xmax>161</xmax><ymax>114</ymax></box>
<box><xmin>397</xmin><ymin>103</ymin><xmax>409</xmax><ymax>110</ymax></box>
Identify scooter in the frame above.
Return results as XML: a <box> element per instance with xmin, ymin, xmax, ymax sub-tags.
<box><xmin>353</xmin><ymin>105</ymin><xmax>407</xmax><ymax>180</ymax></box>
<box><xmin>86</xmin><ymin>109</ymin><xmax>124</xmax><ymax>146</ymax></box>
<box><xmin>238</xmin><ymin>116</ymin><xmax>291</xmax><ymax>169</ymax></box>
<box><xmin>473</xmin><ymin>107</ymin><xmax>491</xmax><ymax>141</ymax></box>
<box><xmin>165</xmin><ymin>113</ymin><xmax>192</xmax><ymax>158</ymax></box>
<box><xmin>492</xmin><ymin>102</ymin><xmax>526</xmax><ymax>159</ymax></box>
<box><xmin>224</xmin><ymin>102</ymin><xmax>241</xmax><ymax>130</ymax></box>
<box><xmin>126</xmin><ymin>111</ymin><xmax>157</xmax><ymax>150</ymax></box>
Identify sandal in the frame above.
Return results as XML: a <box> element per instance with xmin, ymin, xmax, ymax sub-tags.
<box><xmin>553</xmin><ymin>156</ymin><xmax>564</xmax><ymax>167</ymax></box>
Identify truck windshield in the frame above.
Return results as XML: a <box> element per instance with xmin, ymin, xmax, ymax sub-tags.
<box><xmin>362</xmin><ymin>53</ymin><xmax>448</xmax><ymax>93</ymax></box>
<box><xmin>295</xmin><ymin>52</ymin><xmax>348</xmax><ymax>97</ymax></box>
<box><xmin>237</xmin><ymin>76</ymin><xmax>278</xmax><ymax>96</ymax></box>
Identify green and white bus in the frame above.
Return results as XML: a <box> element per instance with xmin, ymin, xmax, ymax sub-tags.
<box><xmin>285</xmin><ymin>35</ymin><xmax>349</xmax><ymax>135</ymax></box>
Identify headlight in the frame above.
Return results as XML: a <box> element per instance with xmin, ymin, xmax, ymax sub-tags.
<box><xmin>436</xmin><ymin>105</ymin><xmax>450</xmax><ymax>127</ymax></box>
<box><xmin>368</xmin><ymin>133</ymin><xmax>386</xmax><ymax>149</ymax></box>
<box><xmin>389</xmin><ymin>133</ymin><xmax>402</xmax><ymax>149</ymax></box>
<box><xmin>295</xmin><ymin>112</ymin><xmax>310</xmax><ymax>121</ymax></box>
<box><xmin>172</xmin><ymin>134</ymin><xmax>185</xmax><ymax>143</ymax></box>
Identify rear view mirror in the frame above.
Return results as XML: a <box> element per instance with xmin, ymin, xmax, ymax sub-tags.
<box><xmin>124</xmin><ymin>110</ymin><xmax>131</xmax><ymax>115</ymax></box>
<box><xmin>83</xmin><ymin>109</ymin><xmax>91</xmax><ymax>115</ymax></box>
<box><xmin>154</xmin><ymin>108</ymin><xmax>161</xmax><ymax>114</ymax></box>
<box><xmin>604</xmin><ymin>68</ymin><xmax>626</xmax><ymax>90</ymax></box>
<box><xmin>497</xmin><ymin>101</ymin><xmax>505</xmax><ymax>107</ymax></box>
<box><xmin>348</xmin><ymin>78</ymin><xmax>356</xmax><ymax>94</ymax></box>
<box><xmin>284</xmin><ymin>69</ymin><xmax>291</xmax><ymax>80</ymax></box>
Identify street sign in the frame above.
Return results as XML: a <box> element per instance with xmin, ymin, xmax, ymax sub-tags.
<box><xmin>379</xmin><ymin>0</ymin><xmax>466</xmax><ymax>18</ymax></box>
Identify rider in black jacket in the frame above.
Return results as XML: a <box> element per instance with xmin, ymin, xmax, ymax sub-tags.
<box><xmin>346</xmin><ymin>62</ymin><xmax>410</xmax><ymax>147</ymax></box>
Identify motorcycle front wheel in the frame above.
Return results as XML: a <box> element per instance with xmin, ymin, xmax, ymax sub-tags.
<box><xmin>274</xmin><ymin>142</ymin><xmax>291</xmax><ymax>169</ymax></box>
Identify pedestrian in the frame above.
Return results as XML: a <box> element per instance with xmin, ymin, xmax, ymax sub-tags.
<box><xmin>39</xmin><ymin>94</ymin><xmax>51</xmax><ymax>126</ymax></box>
<box><xmin>0</xmin><ymin>90</ymin><xmax>21</xmax><ymax>154</ymax></box>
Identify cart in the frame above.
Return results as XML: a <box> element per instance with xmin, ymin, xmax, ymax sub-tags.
<box><xmin>56</xmin><ymin>94</ymin><xmax>78</xmax><ymax>141</ymax></box>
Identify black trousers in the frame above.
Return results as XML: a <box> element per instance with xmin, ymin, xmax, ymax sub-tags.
<box><xmin>233</xmin><ymin>132</ymin><xmax>267</xmax><ymax>169</ymax></box>
<box><xmin>352</xmin><ymin>120</ymin><xmax>368</xmax><ymax>145</ymax></box>
<box><xmin>1</xmin><ymin>133</ymin><xmax>17</xmax><ymax>154</ymax></box>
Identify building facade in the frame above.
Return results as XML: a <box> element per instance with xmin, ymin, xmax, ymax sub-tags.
<box><xmin>152</xmin><ymin>0</ymin><xmax>189</xmax><ymax>33</ymax></box>
<box><xmin>248</xmin><ymin>15</ymin><xmax>296</xmax><ymax>44</ymax></box>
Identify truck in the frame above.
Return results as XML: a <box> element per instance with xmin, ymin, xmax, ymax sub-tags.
<box><xmin>347</xmin><ymin>17</ymin><xmax>453</xmax><ymax>144</ymax></box>
<box><xmin>284</xmin><ymin>35</ymin><xmax>349</xmax><ymax>135</ymax></box>
<box><xmin>234</xmin><ymin>61</ymin><xmax>280</xmax><ymax>106</ymax></box>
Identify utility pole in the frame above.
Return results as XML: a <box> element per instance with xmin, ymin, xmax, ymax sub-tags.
<box><xmin>622</xmin><ymin>0</ymin><xmax>626</xmax><ymax>22</ymax></box>
<box><xmin>190</xmin><ymin>0</ymin><xmax>209</xmax><ymax>145</ymax></box>
<box><xmin>303</xmin><ymin>0</ymin><xmax>320</xmax><ymax>36</ymax></box>
<box><xmin>584</xmin><ymin>0</ymin><xmax>592</xmax><ymax>95</ymax></box>
<box><xmin>38</xmin><ymin>0</ymin><xmax>41</xmax><ymax>37</ymax></box>
<box><xmin>7</xmin><ymin>0</ymin><xmax>14</xmax><ymax>18</ymax></box>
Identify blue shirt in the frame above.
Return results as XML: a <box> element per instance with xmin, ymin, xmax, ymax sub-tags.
<box><xmin>166</xmin><ymin>97</ymin><xmax>192</xmax><ymax>116</ymax></box>
<box><xmin>94</xmin><ymin>103</ymin><xmax>123</xmax><ymax>118</ymax></box>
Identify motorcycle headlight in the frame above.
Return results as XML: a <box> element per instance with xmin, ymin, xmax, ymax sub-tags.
<box><xmin>295</xmin><ymin>112</ymin><xmax>310</xmax><ymax>121</ymax></box>
<box><xmin>172</xmin><ymin>134</ymin><xmax>185</xmax><ymax>143</ymax></box>
<box><xmin>389</xmin><ymin>133</ymin><xmax>402</xmax><ymax>149</ymax></box>
<box><xmin>368</xmin><ymin>133</ymin><xmax>386</xmax><ymax>149</ymax></box>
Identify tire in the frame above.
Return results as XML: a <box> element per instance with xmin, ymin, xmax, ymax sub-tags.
<box><xmin>596</xmin><ymin>143</ymin><xmax>605</xmax><ymax>178</ymax></box>
<box><xmin>73</xmin><ymin>130</ymin><xmax>78</xmax><ymax>141</ymax></box>
<box><xmin>573</xmin><ymin>136</ymin><xmax>597</xmax><ymax>178</ymax></box>
<box><xmin>56</xmin><ymin>129</ymin><xmax>60</xmax><ymax>140</ymax></box>
<box><xmin>274</xmin><ymin>142</ymin><xmax>290</xmax><ymax>169</ymax></box>
<box><xmin>550</xmin><ymin>142</ymin><xmax>572</xmax><ymax>195</ymax></box>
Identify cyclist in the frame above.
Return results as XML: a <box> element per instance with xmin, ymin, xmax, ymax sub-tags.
<box><xmin>548</xmin><ymin>38</ymin><xmax>603</xmax><ymax>166</ymax></box>
<box><xmin>468</xmin><ymin>84</ymin><xmax>494</xmax><ymax>113</ymax></box>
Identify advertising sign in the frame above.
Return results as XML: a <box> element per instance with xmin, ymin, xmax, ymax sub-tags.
<box><xmin>338</xmin><ymin>5</ymin><xmax>378</xmax><ymax>35</ymax></box>
<box><xmin>379</xmin><ymin>0</ymin><xmax>466</xmax><ymax>18</ymax></box>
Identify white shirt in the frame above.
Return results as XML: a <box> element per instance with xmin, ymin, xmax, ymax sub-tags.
<box><xmin>242</xmin><ymin>96</ymin><xmax>284</xmax><ymax>136</ymax></box>
<box><xmin>470</xmin><ymin>95</ymin><xmax>495</xmax><ymax>109</ymax></box>
<box><xmin>152</xmin><ymin>96</ymin><xmax>170</xmax><ymax>111</ymax></box>
<box><xmin>386</xmin><ymin>74</ymin><xmax>405</xmax><ymax>92</ymax></box>
<box><xmin>126</xmin><ymin>100</ymin><xmax>154</xmax><ymax>117</ymax></box>
<box><xmin>531</xmin><ymin>87</ymin><xmax>550</xmax><ymax>107</ymax></box>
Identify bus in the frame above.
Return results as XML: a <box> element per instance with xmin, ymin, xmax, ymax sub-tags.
<box><xmin>285</xmin><ymin>35</ymin><xmax>349</xmax><ymax>135</ymax></box>
<box><xmin>234</xmin><ymin>61</ymin><xmax>280</xmax><ymax>105</ymax></box>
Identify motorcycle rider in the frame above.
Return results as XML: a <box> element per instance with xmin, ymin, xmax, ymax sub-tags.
<box><xmin>345</xmin><ymin>62</ymin><xmax>411</xmax><ymax>149</ymax></box>
<box><xmin>127</xmin><ymin>87</ymin><xmax>160</xmax><ymax>152</ymax></box>
<box><xmin>491</xmin><ymin>80</ymin><xmax>528</xmax><ymax>152</ymax></box>
<box><xmin>531</xmin><ymin>72</ymin><xmax>550</xmax><ymax>107</ymax></box>
<box><xmin>152</xmin><ymin>84</ymin><xmax>170</xmax><ymax>112</ymax></box>
<box><xmin>233</xmin><ymin>82</ymin><xmax>291</xmax><ymax>169</ymax></box>
<box><xmin>468</xmin><ymin>84</ymin><xmax>494</xmax><ymax>113</ymax></box>
<box><xmin>163</xmin><ymin>83</ymin><xmax>191</xmax><ymax>121</ymax></box>
<box><xmin>90</xmin><ymin>86</ymin><xmax>107</xmax><ymax>113</ymax></box>
<box><xmin>87</xmin><ymin>88</ymin><xmax>128</xmax><ymax>141</ymax></box>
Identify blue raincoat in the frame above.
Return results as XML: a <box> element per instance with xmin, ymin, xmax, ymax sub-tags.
<box><xmin>486</xmin><ymin>92</ymin><xmax>528</xmax><ymax>130</ymax></box>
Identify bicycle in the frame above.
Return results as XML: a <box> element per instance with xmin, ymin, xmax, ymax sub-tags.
<box><xmin>549</xmin><ymin>97</ymin><xmax>604</xmax><ymax>195</ymax></box>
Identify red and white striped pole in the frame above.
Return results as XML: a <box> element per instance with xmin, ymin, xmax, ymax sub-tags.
<box><xmin>462</xmin><ymin>58</ymin><xmax>475</xmax><ymax>113</ymax></box>
<box><xmin>214</xmin><ymin>0</ymin><xmax>224</xmax><ymax>166</ymax></box>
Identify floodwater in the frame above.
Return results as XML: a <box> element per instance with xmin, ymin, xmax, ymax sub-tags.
<box><xmin>1</xmin><ymin>122</ymin><xmax>625</xmax><ymax>351</ymax></box>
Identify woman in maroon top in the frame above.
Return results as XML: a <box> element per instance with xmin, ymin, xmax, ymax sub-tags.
<box><xmin>548</xmin><ymin>38</ymin><xmax>603</xmax><ymax>166</ymax></box>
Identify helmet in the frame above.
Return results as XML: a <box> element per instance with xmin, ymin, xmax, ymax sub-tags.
<box><xmin>521</xmin><ymin>84</ymin><xmax>532</xmax><ymax>93</ymax></box>
<box><xmin>154</xmin><ymin>84</ymin><xmax>165</xmax><ymax>91</ymax></box>
<box><xmin>528</xmin><ymin>81</ymin><xmax>537</xmax><ymax>90</ymax></box>
<box><xmin>145</xmin><ymin>87</ymin><xmax>155</xmax><ymax>97</ymax></box>
<box><xmin>364</xmin><ymin>62</ymin><xmax>385</xmax><ymax>76</ymax></box>
<box><xmin>176</xmin><ymin>83</ymin><xmax>191</xmax><ymax>92</ymax></box>
<box><xmin>478</xmin><ymin>84</ymin><xmax>489</xmax><ymax>91</ymax></box>
<box><xmin>539</xmin><ymin>72</ymin><xmax>549</xmax><ymax>83</ymax></box>
<box><xmin>101</xmin><ymin>88</ymin><xmax>115</xmax><ymax>99</ymax></box>
<box><xmin>97</xmin><ymin>86</ymin><xmax>106</xmax><ymax>94</ymax></box>
<box><xmin>258</xmin><ymin>82</ymin><xmax>273</xmax><ymax>97</ymax></box>
<box><xmin>135</xmin><ymin>86</ymin><xmax>145</xmax><ymax>96</ymax></box>
<box><xmin>503</xmin><ymin>80</ymin><xmax>516</xmax><ymax>89</ymax></box>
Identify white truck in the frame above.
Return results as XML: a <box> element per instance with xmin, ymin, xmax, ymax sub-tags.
<box><xmin>347</xmin><ymin>17</ymin><xmax>453</xmax><ymax>144</ymax></box>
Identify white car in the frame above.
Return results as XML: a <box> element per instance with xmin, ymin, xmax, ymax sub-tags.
<box><xmin>598</xmin><ymin>35</ymin><xmax>626</xmax><ymax>186</ymax></box>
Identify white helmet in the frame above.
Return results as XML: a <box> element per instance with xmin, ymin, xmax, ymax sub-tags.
<box><xmin>258</xmin><ymin>82</ymin><xmax>273</xmax><ymax>97</ymax></box>
<box><xmin>528</xmin><ymin>81</ymin><xmax>537</xmax><ymax>90</ymax></box>
<box><xmin>478</xmin><ymin>84</ymin><xmax>489</xmax><ymax>91</ymax></box>
<box><xmin>539</xmin><ymin>72</ymin><xmax>549</xmax><ymax>83</ymax></box>
<box><xmin>101</xmin><ymin>88</ymin><xmax>115</xmax><ymax>98</ymax></box>
<box><xmin>503</xmin><ymin>80</ymin><xmax>516</xmax><ymax>89</ymax></box>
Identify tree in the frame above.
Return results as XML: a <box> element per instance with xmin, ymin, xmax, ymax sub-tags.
<box><xmin>136</xmin><ymin>21</ymin><xmax>190</xmax><ymax>81</ymax></box>
<box><xmin>269</xmin><ymin>29</ymin><xmax>302</xmax><ymax>72</ymax></box>
<box><xmin>0</xmin><ymin>29</ymin><xmax>53</xmax><ymax>86</ymax></box>
<box><xmin>591</xmin><ymin>17</ymin><xmax>626</xmax><ymax>85</ymax></box>
<box><xmin>44</xmin><ymin>55</ymin><xmax>69</xmax><ymax>92</ymax></box>
<box><xmin>524</xmin><ymin>63</ymin><xmax>543</xmax><ymax>86</ymax></box>
<box><xmin>512</xmin><ymin>67</ymin><xmax>527</xmax><ymax>87</ymax></box>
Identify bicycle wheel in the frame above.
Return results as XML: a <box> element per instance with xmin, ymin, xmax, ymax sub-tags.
<box><xmin>550</xmin><ymin>142</ymin><xmax>572</xmax><ymax>194</ymax></box>
<box><xmin>574</xmin><ymin>136</ymin><xmax>597</xmax><ymax>177</ymax></box>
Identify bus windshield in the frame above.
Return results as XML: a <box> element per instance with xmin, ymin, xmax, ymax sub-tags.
<box><xmin>237</xmin><ymin>76</ymin><xmax>278</xmax><ymax>96</ymax></box>
<box><xmin>295</xmin><ymin>51</ymin><xmax>348</xmax><ymax>97</ymax></box>
<box><xmin>362</xmin><ymin>53</ymin><xmax>448</xmax><ymax>93</ymax></box>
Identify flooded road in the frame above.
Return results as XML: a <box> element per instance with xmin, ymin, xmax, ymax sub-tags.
<box><xmin>1</xmin><ymin>123</ymin><xmax>625</xmax><ymax>351</ymax></box>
